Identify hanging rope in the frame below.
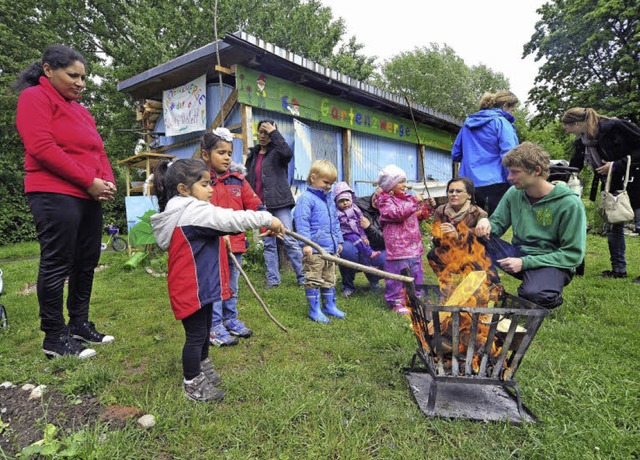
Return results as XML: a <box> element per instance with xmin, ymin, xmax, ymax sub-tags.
<box><xmin>213</xmin><ymin>0</ymin><xmax>225</xmax><ymax>127</ymax></box>
<box><xmin>404</xmin><ymin>95</ymin><xmax>432</xmax><ymax>197</ymax></box>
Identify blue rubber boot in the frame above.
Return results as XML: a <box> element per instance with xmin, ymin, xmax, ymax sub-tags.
<box><xmin>306</xmin><ymin>289</ymin><xmax>330</xmax><ymax>324</ymax></box>
<box><xmin>320</xmin><ymin>287</ymin><xmax>346</xmax><ymax>319</ymax></box>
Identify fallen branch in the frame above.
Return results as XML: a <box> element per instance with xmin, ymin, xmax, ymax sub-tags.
<box><xmin>284</xmin><ymin>230</ymin><xmax>414</xmax><ymax>283</ymax></box>
<box><xmin>225</xmin><ymin>240</ymin><xmax>288</xmax><ymax>333</ymax></box>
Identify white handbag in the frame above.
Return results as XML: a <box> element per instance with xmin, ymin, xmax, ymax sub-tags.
<box><xmin>599</xmin><ymin>156</ymin><xmax>634</xmax><ymax>224</ymax></box>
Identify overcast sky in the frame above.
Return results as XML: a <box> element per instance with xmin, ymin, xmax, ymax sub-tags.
<box><xmin>319</xmin><ymin>0</ymin><xmax>546</xmax><ymax>110</ymax></box>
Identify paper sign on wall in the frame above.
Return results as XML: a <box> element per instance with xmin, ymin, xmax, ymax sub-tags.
<box><xmin>163</xmin><ymin>74</ymin><xmax>207</xmax><ymax>136</ymax></box>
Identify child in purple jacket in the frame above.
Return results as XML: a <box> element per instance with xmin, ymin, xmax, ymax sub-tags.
<box><xmin>334</xmin><ymin>182</ymin><xmax>381</xmax><ymax>261</ymax></box>
<box><xmin>373</xmin><ymin>165</ymin><xmax>435</xmax><ymax>315</ymax></box>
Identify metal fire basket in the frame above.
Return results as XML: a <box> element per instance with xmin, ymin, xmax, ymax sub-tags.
<box><xmin>404</xmin><ymin>283</ymin><xmax>550</xmax><ymax>424</ymax></box>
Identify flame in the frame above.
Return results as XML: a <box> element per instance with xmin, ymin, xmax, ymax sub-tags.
<box><xmin>423</xmin><ymin>222</ymin><xmax>505</xmax><ymax>374</ymax></box>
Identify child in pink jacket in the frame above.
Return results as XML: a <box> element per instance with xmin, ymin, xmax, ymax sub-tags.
<box><xmin>373</xmin><ymin>165</ymin><xmax>435</xmax><ymax>315</ymax></box>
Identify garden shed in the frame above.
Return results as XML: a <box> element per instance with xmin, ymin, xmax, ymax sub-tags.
<box><xmin>117</xmin><ymin>31</ymin><xmax>462</xmax><ymax>198</ymax></box>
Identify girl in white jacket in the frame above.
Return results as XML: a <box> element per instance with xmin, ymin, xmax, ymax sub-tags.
<box><xmin>151</xmin><ymin>159</ymin><xmax>283</xmax><ymax>402</ymax></box>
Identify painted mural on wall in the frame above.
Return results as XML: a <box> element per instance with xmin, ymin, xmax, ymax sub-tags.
<box><xmin>163</xmin><ymin>74</ymin><xmax>207</xmax><ymax>136</ymax></box>
<box><xmin>236</xmin><ymin>65</ymin><xmax>454</xmax><ymax>150</ymax></box>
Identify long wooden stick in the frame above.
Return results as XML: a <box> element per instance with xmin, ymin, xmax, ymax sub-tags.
<box><xmin>284</xmin><ymin>230</ymin><xmax>414</xmax><ymax>283</ymax></box>
<box><xmin>225</xmin><ymin>240</ymin><xmax>288</xmax><ymax>333</ymax></box>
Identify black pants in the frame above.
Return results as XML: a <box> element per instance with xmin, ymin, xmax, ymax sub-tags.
<box><xmin>475</xmin><ymin>183</ymin><xmax>510</xmax><ymax>216</ymax></box>
<box><xmin>27</xmin><ymin>193</ymin><xmax>103</xmax><ymax>337</ymax></box>
<box><xmin>181</xmin><ymin>304</ymin><xmax>212</xmax><ymax>380</ymax></box>
<box><xmin>483</xmin><ymin>236</ymin><xmax>573</xmax><ymax>308</ymax></box>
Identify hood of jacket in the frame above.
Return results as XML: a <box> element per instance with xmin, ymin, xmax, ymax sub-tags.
<box><xmin>150</xmin><ymin>196</ymin><xmax>193</xmax><ymax>250</ymax></box>
<box><xmin>333</xmin><ymin>181</ymin><xmax>355</xmax><ymax>204</ymax></box>
<box><xmin>465</xmin><ymin>108</ymin><xmax>515</xmax><ymax>129</ymax></box>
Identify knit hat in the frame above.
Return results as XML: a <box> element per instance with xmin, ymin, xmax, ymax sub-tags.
<box><xmin>378</xmin><ymin>165</ymin><xmax>406</xmax><ymax>192</ymax></box>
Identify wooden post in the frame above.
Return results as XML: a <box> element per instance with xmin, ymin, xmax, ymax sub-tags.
<box><xmin>342</xmin><ymin>128</ymin><xmax>351</xmax><ymax>185</ymax></box>
<box><xmin>241</xmin><ymin>103</ymin><xmax>253</xmax><ymax>165</ymax></box>
<box><xmin>417</xmin><ymin>144</ymin><xmax>425</xmax><ymax>181</ymax></box>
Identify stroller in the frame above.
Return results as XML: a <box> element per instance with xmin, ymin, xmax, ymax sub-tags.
<box><xmin>548</xmin><ymin>159</ymin><xmax>585</xmax><ymax>276</ymax></box>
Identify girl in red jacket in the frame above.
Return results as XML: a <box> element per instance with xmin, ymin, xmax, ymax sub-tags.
<box><xmin>201</xmin><ymin>128</ymin><xmax>264</xmax><ymax>346</ymax></box>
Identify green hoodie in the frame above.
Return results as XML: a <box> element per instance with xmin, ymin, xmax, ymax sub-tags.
<box><xmin>490</xmin><ymin>183</ymin><xmax>586</xmax><ymax>271</ymax></box>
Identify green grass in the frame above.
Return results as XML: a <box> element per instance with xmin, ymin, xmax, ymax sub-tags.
<box><xmin>0</xmin><ymin>235</ymin><xmax>638</xmax><ymax>459</ymax></box>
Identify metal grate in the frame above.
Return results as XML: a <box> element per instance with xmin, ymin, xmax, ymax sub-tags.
<box><xmin>404</xmin><ymin>283</ymin><xmax>550</xmax><ymax>421</ymax></box>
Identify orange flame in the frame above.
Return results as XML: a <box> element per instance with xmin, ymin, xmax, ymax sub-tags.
<box><xmin>425</xmin><ymin>221</ymin><xmax>504</xmax><ymax>374</ymax></box>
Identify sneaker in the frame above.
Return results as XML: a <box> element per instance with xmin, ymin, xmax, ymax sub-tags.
<box><xmin>209</xmin><ymin>324</ymin><xmax>239</xmax><ymax>347</ymax></box>
<box><xmin>200</xmin><ymin>358</ymin><xmax>222</xmax><ymax>386</ymax></box>
<box><xmin>600</xmin><ymin>270</ymin><xmax>627</xmax><ymax>279</ymax></box>
<box><xmin>340</xmin><ymin>288</ymin><xmax>355</xmax><ymax>299</ymax></box>
<box><xmin>634</xmin><ymin>276</ymin><xmax>640</xmax><ymax>285</ymax></box>
<box><xmin>224</xmin><ymin>318</ymin><xmax>253</xmax><ymax>338</ymax></box>
<box><xmin>391</xmin><ymin>304</ymin><xmax>411</xmax><ymax>316</ymax></box>
<box><xmin>184</xmin><ymin>373</ymin><xmax>224</xmax><ymax>402</ymax></box>
<box><xmin>264</xmin><ymin>282</ymin><xmax>280</xmax><ymax>290</ymax></box>
<box><xmin>43</xmin><ymin>328</ymin><xmax>96</xmax><ymax>359</ymax></box>
<box><xmin>69</xmin><ymin>321</ymin><xmax>114</xmax><ymax>344</ymax></box>
<box><xmin>370</xmin><ymin>250</ymin><xmax>381</xmax><ymax>259</ymax></box>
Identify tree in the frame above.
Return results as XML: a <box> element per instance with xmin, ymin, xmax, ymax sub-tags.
<box><xmin>373</xmin><ymin>44</ymin><xmax>510</xmax><ymax>120</ymax></box>
<box><xmin>524</xmin><ymin>0</ymin><xmax>640</xmax><ymax>125</ymax></box>
<box><xmin>0</xmin><ymin>0</ymin><xmax>371</xmax><ymax>244</ymax></box>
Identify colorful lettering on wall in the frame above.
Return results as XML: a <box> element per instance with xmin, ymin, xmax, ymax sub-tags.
<box><xmin>163</xmin><ymin>74</ymin><xmax>207</xmax><ymax>136</ymax></box>
<box><xmin>236</xmin><ymin>65</ymin><xmax>453</xmax><ymax>150</ymax></box>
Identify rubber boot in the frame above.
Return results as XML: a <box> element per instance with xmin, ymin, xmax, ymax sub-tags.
<box><xmin>306</xmin><ymin>289</ymin><xmax>329</xmax><ymax>324</ymax></box>
<box><xmin>320</xmin><ymin>287</ymin><xmax>346</xmax><ymax>319</ymax></box>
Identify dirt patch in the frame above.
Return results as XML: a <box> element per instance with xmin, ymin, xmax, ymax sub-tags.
<box><xmin>0</xmin><ymin>386</ymin><xmax>103</xmax><ymax>457</ymax></box>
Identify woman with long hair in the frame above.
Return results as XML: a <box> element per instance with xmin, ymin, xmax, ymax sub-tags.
<box><xmin>562</xmin><ymin>107</ymin><xmax>640</xmax><ymax>283</ymax></box>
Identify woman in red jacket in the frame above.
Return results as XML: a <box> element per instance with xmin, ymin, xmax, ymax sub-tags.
<box><xmin>14</xmin><ymin>45</ymin><xmax>117</xmax><ymax>359</ymax></box>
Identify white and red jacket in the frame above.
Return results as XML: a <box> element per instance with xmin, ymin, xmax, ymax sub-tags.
<box><xmin>151</xmin><ymin>195</ymin><xmax>272</xmax><ymax>320</ymax></box>
<box><xmin>16</xmin><ymin>76</ymin><xmax>114</xmax><ymax>199</ymax></box>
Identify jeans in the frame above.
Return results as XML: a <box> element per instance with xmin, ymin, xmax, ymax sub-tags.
<box><xmin>212</xmin><ymin>253</ymin><xmax>242</xmax><ymax>327</ymax></box>
<box><xmin>338</xmin><ymin>240</ymin><xmax>386</xmax><ymax>292</ymax></box>
<box><xmin>483</xmin><ymin>237</ymin><xmax>572</xmax><ymax>308</ymax></box>
<box><xmin>263</xmin><ymin>207</ymin><xmax>304</xmax><ymax>285</ymax></box>
<box><xmin>634</xmin><ymin>207</ymin><xmax>640</xmax><ymax>233</ymax></box>
<box><xmin>605</xmin><ymin>222</ymin><xmax>626</xmax><ymax>272</ymax></box>
<box><xmin>27</xmin><ymin>193</ymin><xmax>103</xmax><ymax>336</ymax></box>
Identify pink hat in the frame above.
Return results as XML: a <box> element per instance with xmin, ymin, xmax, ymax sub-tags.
<box><xmin>378</xmin><ymin>165</ymin><xmax>406</xmax><ymax>192</ymax></box>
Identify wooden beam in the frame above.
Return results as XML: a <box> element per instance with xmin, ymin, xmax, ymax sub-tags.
<box><xmin>342</xmin><ymin>128</ymin><xmax>352</xmax><ymax>185</ymax></box>
<box><xmin>417</xmin><ymin>144</ymin><xmax>425</xmax><ymax>181</ymax></box>
<box><xmin>214</xmin><ymin>65</ymin><xmax>234</xmax><ymax>75</ymax></box>
<box><xmin>192</xmin><ymin>89</ymin><xmax>238</xmax><ymax>158</ymax></box>
<box><xmin>241</xmin><ymin>104</ymin><xmax>253</xmax><ymax>165</ymax></box>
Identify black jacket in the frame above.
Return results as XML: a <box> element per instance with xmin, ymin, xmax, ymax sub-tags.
<box><xmin>245</xmin><ymin>130</ymin><xmax>295</xmax><ymax>210</ymax></box>
<box><xmin>569</xmin><ymin>118</ymin><xmax>640</xmax><ymax>207</ymax></box>
<box><xmin>354</xmin><ymin>195</ymin><xmax>385</xmax><ymax>250</ymax></box>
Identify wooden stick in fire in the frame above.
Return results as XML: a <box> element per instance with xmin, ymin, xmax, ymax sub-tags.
<box><xmin>225</xmin><ymin>238</ymin><xmax>288</xmax><ymax>333</ymax></box>
<box><xmin>284</xmin><ymin>230</ymin><xmax>414</xmax><ymax>283</ymax></box>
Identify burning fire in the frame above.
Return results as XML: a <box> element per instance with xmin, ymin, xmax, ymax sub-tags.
<box><xmin>415</xmin><ymin>222</ymin><xmax>504</xmax><ymax>374</ymax></box>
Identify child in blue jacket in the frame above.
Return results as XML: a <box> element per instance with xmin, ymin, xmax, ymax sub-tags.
<box><xmin>293</xmin><ymin>160</ymin><xmax>344</xmax><ymax>323</ymax></box>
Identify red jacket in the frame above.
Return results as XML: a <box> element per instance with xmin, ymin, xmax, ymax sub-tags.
<box><xmin>16</xmin><ymin>77</ymin><xmax>114</xmax><ymax>199</ymax></box>
<box><xmin>209</xmin><ymin>164</ymin><xmax>264</xmax><ymax>253</ymax></box>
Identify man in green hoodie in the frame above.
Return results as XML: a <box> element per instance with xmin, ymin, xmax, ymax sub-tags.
<box><xmin>475</xmin><ymin>142</ymin><xmax>587</xmax><ymax>308</ymax></box>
